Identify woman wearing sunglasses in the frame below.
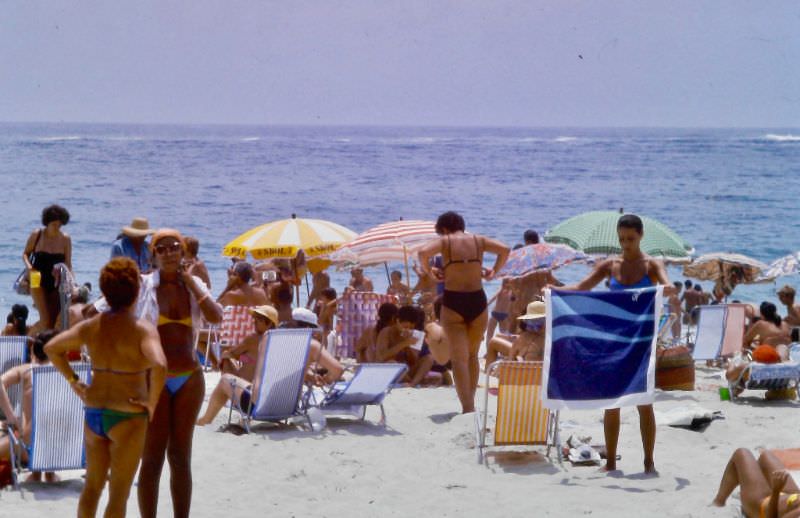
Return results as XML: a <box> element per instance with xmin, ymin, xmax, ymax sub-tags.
<box><xmin>90</xmin><ymin>229</ymin><xmax>222</xmax><ymax>518</ymax></box>
<box><xmin>484</xmin><ymin>300</ymin><xmax>546</xmax><ymax>368</ymax></box>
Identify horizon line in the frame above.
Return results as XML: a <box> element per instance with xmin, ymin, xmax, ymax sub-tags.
<box><xmin>0</xmin><ymin>119</ymin><xmax>798</xmax><ymax>131</ymax></box>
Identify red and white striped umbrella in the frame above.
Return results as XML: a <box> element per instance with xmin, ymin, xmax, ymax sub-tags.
<box><xmin>329</xmin><ymin>220</ymin><xmax>437</xmax><ymax>266</ymax></box>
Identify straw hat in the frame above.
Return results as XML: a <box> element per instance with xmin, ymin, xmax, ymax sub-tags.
<box><xmin>122</xmin><ymin>217</ymin><xmax>155</xmax><ymax>238</ymax></box>
<box><xmin>517</xmin><ymin>300</ymin><xmax>546</xmax><ymax>320</ymax></box>
<box><xmin>249</xmin><ymin>305</ymin><xmax>279</xmax><ymax>328</ymax></box>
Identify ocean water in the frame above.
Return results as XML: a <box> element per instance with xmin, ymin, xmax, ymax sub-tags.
<box><xmin>1</xmin><ymin>123</ymin><xmax>798</xmax><ymax>320</ymax></box>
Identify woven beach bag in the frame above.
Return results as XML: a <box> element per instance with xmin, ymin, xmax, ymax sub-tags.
<box><xmin>656</xmin><ymin>345</ymin><xmax>695</xmax><ymax>391</ymax></box>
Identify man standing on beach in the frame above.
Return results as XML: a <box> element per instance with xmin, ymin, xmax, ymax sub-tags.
<box><xmin>110</xmin><ymin>217</ymin><xmax>154</xmax><ymax>273</ymax></box>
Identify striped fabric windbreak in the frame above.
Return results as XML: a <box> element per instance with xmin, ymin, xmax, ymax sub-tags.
<box><xmin>29</xmin><ymin>363</ymin><xmax>91</xmax><ymax>471</ymax></box>
<box><xmin>543</xmin><ymin>287</ymin><xmax>662</xmax><ymax>410</ymax></box>
<box><xmin>249</xmin><ymin>329</ymin><xmax>312</xmax><ymax>421</ymax></box>
<box><xmin>691</xmin><ymin>305</ymin><xmax>727</xmax><ymax>360</ymax></box>
<box><xmin>494</xmin><ymin>362</ymin><xmax>550</xmax><ymax>445</ymax></box>
<box><xmin>0</xmin><ymin>336</ymin><xmax>28</xmax><ymax>418</ymax></box>
<box><xmin>337</xmin><ymin>291</ymin><xmax>398</xmax><ymax>358</ymax></box>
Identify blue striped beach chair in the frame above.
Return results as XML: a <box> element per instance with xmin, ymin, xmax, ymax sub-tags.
<box><xmin>476</xmin><ymin>361</ymin><xmax>561</xmax><ymax>465</ymax></box>
<box><xmin>9</xmin><ymin>363</ymin><xmax>90</xmax><ymax>488</ymax></box>
<box><xmin>315</xmin><ymin>363</ymin><xmax>407</xmax><ymax>425</ymax></box>
<box><xmin>729</xmin><ymin>356</ymin><xmax>800</xmax><ymax>402</ymax></box>
<box><xmin>0</xmin><ymin>336</ymin><xmax>28</xmax><ymax>418</ymax></box>
<box><xmin>229</xmin><ymin>329</ymin><xmax>312</xmax><ymax>433</ymax></box>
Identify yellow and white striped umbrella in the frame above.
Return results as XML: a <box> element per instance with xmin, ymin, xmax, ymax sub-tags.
<box><xmin>222</xmin><ymin>215</ymin><xmax>357</xmax><ymax>260</ymax></box>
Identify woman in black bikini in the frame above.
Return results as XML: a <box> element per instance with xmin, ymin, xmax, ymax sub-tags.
<box><xmin>22</xmin><ymin>204</ymin><xmax>72</xmax><ymax>330</ymax></box>
<box><xmin>418</xmin><ymin>212</ymin><xmax>509</xmax><ymax>413</ymax></box>
<box><xmin>47</xmin><ymin>257</ymin><xmax>167</xmax><ymax>518</ymax></box>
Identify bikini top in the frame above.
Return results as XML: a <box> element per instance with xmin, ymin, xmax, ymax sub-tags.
<box><xmin>609</xmin><ymin>275</ymin><xmax>654</xmax><ymax>291</ymax></box>
<box><xmin>443</xmin><ymin>235</ymin><xmax>482</xmax><ymax>270</ymax></box>
<box><xmin>157</xmin><ymin>314</ymin><xmax>193</xmax><ymax>328</ymax></box>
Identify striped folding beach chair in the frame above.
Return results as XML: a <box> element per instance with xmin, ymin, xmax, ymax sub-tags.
<box><xmin>336</xmin><ymin>292</ymin><xmax>397</xmax><ymax>358</ymax></box>
<box><xmin>476</xmin><ymin>361</ymin><xmax>561</xmax><ymax>464</ymax></box>
<box><xmin>0</xmin><ymin>336</ymin><xmax>28</xmax><ymax>418</ymax></box>
<box><xmin>230</xmin><ymin>329</ymin><xmax>312</xmax><ymax>433</ymax></box>
<box><xmin>208</xmin><ymin>305</ymin><xmax>254</xmax><ymax>369</ymax></box>
<box><xmin>729</xmin><ymin>361</ymin><xmax>800</xmax><ymax>401</ymax></box>
<box><xmin>9</xmin><ymin>363</ymin><xmax>91</xmax><ymax>488</ymax></box>
<box><xmin>691</xmin><ymin>304</ymin><xmax>747</xmax><ymax>361</ymax></box>
<box><xmin>315</xmin><ymin>363</ymin><xmax>407</xmax><ymax>425</ymax></box>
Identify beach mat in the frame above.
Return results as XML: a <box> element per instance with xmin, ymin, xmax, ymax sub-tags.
<box><xmin>769</xmin><ymin>448</ymin><xmax>800</xmax><ymax>470</ymax></box>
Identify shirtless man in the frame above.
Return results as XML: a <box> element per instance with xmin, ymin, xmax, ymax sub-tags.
<box><xmin>0</xmin><ymin>330</ymin><xmax>59</xmax><ymax>482</ymax></box>
<box><xmin>682</xmin><ymin>284</ymin><xmax>705</xmax><ymax>325</ymax></box>
<box><xmin>219</xmin><ymin>305</ymin><xmax>278</xmax><ymax>381</ymax></box>
<box><xmin>485</xmin><ymin>301</ymin><xmax>546</xmax><ymax>368</ymax></box>
<box><xmin>217</xmin><ymin>262</ymin><xmax>268</xmax><ymax>307</ymax></box>
<box><xmin>777</xmin><ymin>285</ymin><xmax>800</xmax><ymax>327</ymax></box>
<box><xmin>386</xmin><ymin>271</ymin><xmax>412</xmax><ymax>304</ymax></box>
<box><xmin>509</xmin><ymin>270</ymin><xmax>561</xmax><ymax>329</ymax></box>
<box><xmin>316</xmin><ymin>288</ymin><xmax>338</xmax><ymax>344</ymax></box>
<box><xmin>347</xmin><ymin>268</ymin><xmax>374</xmax><ymax>293</ymax></box>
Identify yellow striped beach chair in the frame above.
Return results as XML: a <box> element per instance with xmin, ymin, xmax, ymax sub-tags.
<box><xmin>476</xmin><ymin>361</ymin><xmax>561</xmax><ymax>464</ymax></box>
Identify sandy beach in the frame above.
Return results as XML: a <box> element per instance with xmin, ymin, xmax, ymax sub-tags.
<box><xmin>2</xmin><ymin>364</ymin><xmax>796</xmax><ymax>517</ymax></box>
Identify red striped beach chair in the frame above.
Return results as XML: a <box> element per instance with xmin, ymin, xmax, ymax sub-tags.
<box><xmin>208</xmin><ymin>306</ymin><xmax>255</xmax><ymax>369</ymax></box>
<box><xmin>476</xmin><ymin>361</ymin><xmax>561</xmax><ymax>464</ymax></box>
<box><xmin>336</xmin><ymin>292</ymin><xmax>397</xmax><ymax>359</ymax></box>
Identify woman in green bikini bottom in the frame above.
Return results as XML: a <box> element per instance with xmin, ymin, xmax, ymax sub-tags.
<box><xmin>46</xmin><ymin>257</ymin><xmax>167</xmax><ymax>518</ymax></box>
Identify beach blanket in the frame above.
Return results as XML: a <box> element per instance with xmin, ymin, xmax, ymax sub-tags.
<box><xmin>543</xmin><ymin>287</ymin><xmax>663</xmax><ymax>410</ymax></box>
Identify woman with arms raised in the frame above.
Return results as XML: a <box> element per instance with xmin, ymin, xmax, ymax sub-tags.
<box><xmin>417</xmin><ymin>211</ymin><xmax>509</xmax><ymax>413</ymax></box>
<box><xmin>46</xmin><ymin>257</ymin><xmax>167</xmax><ymax>518</ymax></box>
<box><xmin>558</xmin><ymin>214</ymin><xmax>673</xmax><ymax>474</ymax></box>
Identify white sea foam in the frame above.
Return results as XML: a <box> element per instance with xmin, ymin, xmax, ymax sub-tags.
<box><xmin>37</xmin><ymin>136</ymin><xmax>82</xmax><ymax>142</ymax></box>
<box><xmin>763</xmin><ymin>134</ymin><xmax>800</xmax><ymax>142</ymax></box>
<box><xmin>554</xmin><ymin>136</ymin><xmax>578</xmax><ymax>142</ymax></box>
<box><xmin>241</xmin><ymin>137</ymin><xmax>260</xmax><ymax>142</ymax></box>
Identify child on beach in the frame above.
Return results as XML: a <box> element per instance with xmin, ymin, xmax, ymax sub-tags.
<box><xmin>485</xmin><ymin>278</ymin><xmax>515</xmax><ymax>344</ymax></box>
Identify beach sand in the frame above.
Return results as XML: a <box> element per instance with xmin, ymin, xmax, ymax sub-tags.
<box><xmin>1</xmin><ymin>366</ymin><xmax>797</xmax><ymax>517</ymax></box>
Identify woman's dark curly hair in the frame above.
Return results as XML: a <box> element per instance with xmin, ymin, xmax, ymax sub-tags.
<box><xmin>100</xmin><ymin>257</ymin><xmax>141</xmax><ymax>310</ymax></box>
<box><xmin>41</xmin><ymin>204</ymin><xmax>70</xmax><ymax>226</ymax></box>
<box><xmin>435</xmin><ymin>211</ymin><xmax>466</xmax><ymax>235</ymax></box>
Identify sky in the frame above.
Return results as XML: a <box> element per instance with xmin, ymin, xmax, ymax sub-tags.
<box><xmin>1</xmin><ymin>1</ymin><xmax>798</xmax><ymax>127</ymax></box>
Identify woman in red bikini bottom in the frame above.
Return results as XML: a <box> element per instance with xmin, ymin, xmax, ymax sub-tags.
<box><xmin>417</xmin><ymin>211</ymin><xmax>509</xmax><ymax>414</ymax></box>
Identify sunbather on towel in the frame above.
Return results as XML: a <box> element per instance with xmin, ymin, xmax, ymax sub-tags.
<box><xmin>197</xmin><ymin>309</ymin><xmax>344</xmax><ymax>426</ymax></box>
<box><xmin>220</xmin><ymin>305</ymin><xmax>279</xmax><ymax>380</ymax></box>
<box><xmin>0</xmin><ymin>330</ymin><xmax>58</xmax><ymax>483</ymax></box>
<box><xmin>485</xmin><ymin>301</ymin><xmax>545</xmax><ymax>370</ymax></box>
<box><xmin>712</xmin><ymin>448</ymin><xmax>800</xmax><ymax>518</ymax></box>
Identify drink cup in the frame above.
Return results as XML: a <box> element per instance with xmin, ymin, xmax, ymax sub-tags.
<box><xmin>29</xmin><ymin>270</ymin><xmax>41</xmax><ymax>289</ymax></box>
<box><xmin>719</xmin><ymin>387</ymin><xmax>731</xmax><ymax>401</ymax></box>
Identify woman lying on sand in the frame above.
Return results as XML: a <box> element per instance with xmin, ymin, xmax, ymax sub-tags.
<box><xmin>46</xmin><ymin>258</ymin><xmax>167</xmax><ymax>518</ymax></box>
<box><xmin>197</xmin><ymin>308</ymin><xmax>344</xmax><ymax>426</ymax></box>
<box><xmin>712</xmin><ymin>448</ymin><xmax>800</xmax><ymax>518</ymax></box>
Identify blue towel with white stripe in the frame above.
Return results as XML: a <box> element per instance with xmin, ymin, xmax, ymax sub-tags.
<box><xmin>543</xmin><ymin>287</ymin><xmax>663</xmax><ymax>410</ymax></box>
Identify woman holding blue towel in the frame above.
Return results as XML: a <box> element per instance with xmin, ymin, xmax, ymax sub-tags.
<box><xmin>561</xmin><ymin>214</ymin><xmax>673</xmax><ymax>475</ymax></box>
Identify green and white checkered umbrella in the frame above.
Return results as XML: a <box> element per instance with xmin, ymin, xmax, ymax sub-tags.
<box><xmin>543</xmin><ymin>211</ymin><xmax>693</xmax><ymax>259</ymax></box>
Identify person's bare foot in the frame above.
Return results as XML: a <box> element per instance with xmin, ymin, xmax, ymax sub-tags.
<box><xmin>600</xmin><ymin>461</ymin><xmax>617</xmax><ymax>472</ymax></box>
<box><xmin>196</xmin><ymin>417</ymin><xmax>211</xmax><ymax>426</ymax></box>
<box><xmin>710</xmin><ymin>497</ymin><xmax>725</xmax><ymax>507</ymax></box>
<box><xmin>44</xmin><ymin>472</ymin><xmax>60</xmax><ymax>483</ymax></box>
<box><xmin>644</xmin><ymin>460</ymin><xmax>658</xmax><ymax>476</ymax></box>
<box><xmin>25</xmin><ymin>472</ymin><xmax>42</xmax><ymax>483</ymax></box>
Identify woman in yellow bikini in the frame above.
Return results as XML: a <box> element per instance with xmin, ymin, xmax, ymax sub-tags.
<box><xmin>46</xmin><ymin>257</ymin><xmax>167</xmax><ymax>517</ymax></box>
<box><xmin>713</xmin><ymin>448</ymin><xmax>800</xmax><ymax>518</ymax></box>
<box><xmin>89</xmin><ymin>229</ymin><xmax>223</xmax><ymax>517</ymax></box>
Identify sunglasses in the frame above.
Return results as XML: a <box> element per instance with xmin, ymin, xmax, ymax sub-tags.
<box><xmin>154</xmin><ymin>242</ymin><xmax>182</xmax><ymax>255</ymax></box>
